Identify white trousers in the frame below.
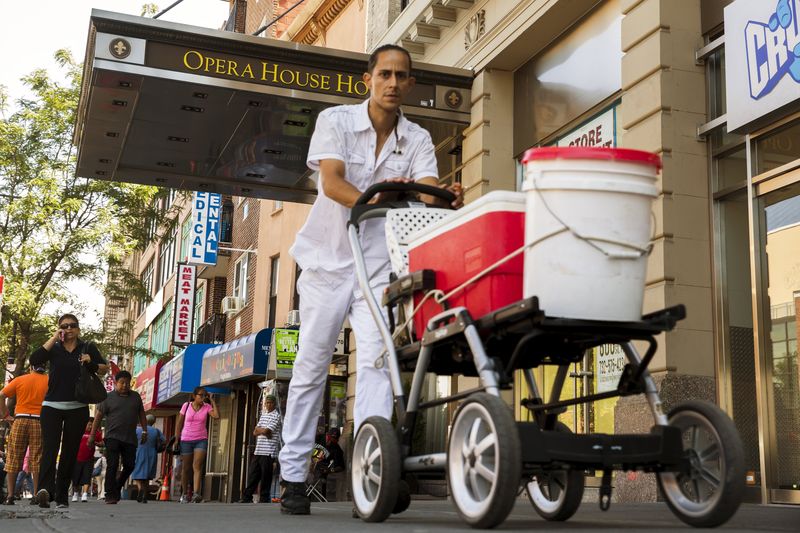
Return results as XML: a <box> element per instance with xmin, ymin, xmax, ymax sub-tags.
<box><xmin>278</xmin><ymin>267</ymin><xmax>393</xmax><ymax>483</ymax></box>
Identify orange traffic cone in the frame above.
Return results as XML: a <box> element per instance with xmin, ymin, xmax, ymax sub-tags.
<box><xmin>159</xmin><ymin>474</ymin><xmax>171</xmax><ymax>501</ymax></box>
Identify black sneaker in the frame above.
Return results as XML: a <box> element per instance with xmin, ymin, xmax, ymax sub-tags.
<box><xmin>279</xmin><ymin>481</ymin><xmax>310</xmax><ymax>515</ymax></box>
<box><xmin>36</xmin><ymin>489</ymin><xmax>50</xmax><ymax>509</ymax></box>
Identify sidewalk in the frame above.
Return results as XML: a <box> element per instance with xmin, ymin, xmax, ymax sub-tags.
<box><xmin>2</xmin><ymin>498</ymin><xmax>799</xmax><ymax>532</ymax></box>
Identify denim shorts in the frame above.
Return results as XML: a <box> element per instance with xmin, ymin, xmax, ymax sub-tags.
<box><xmin>180</xmin><ymin>439</ymin><xmax>208</xmax><ymax>454</ymax></box>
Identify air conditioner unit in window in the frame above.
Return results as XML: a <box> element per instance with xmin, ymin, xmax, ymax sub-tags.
<box><xmin>286</xmin><ymin>309</ymin><xmax>301</xmax><ymax>327</ymax></box>
<box><xmin>221</xmin><ymin>296</ymin><xmax>244</xmax><ymax>315</ymax></box>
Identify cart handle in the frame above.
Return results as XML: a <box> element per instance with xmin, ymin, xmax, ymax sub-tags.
<box><xmin>348</xmin><ymin>182</ymin><xmax>457</xmax><ymax>227</ymax></box>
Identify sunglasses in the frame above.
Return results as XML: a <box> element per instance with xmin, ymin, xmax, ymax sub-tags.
<box><xmin>59</xmin><ymin>323</ymin><xmax>80</xmax><ymax>330</ymax></box>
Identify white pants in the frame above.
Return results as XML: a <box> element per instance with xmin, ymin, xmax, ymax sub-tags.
<box><xmin>278</xmin><ymin>267</ymin><xmax>393</xmax><ymax>483</ymax></box>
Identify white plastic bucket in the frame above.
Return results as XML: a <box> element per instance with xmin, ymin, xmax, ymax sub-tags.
<box><xmin>521</xmin><ymin>147</ymin><xmax>661</xmax><ymax>321</ymax></box>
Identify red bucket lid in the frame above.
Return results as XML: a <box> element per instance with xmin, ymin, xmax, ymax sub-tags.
<box><xmin>522</xmin><ymin>146</ymin><xmax>662</xmax><ymax>170</ymax></box>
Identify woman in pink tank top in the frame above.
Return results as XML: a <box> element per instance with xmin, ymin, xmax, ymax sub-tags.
<box><xmin>174</xmin><ymin>387</ymin><xmax>219</xmax><ymax>503</ymax></box>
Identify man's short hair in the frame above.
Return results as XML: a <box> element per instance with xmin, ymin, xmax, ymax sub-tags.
<box><xmin>367</xmin><ymin>44</ymin><xmax>412</xmax><ymax>75</ymax></box>
<box><xmin>115</xmin><ymin>370</ymin><xmax>132</xmax><ymax>382</ymax></box>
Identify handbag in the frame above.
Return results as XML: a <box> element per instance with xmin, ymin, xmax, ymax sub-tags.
<box><xmin>74</xmin><ymin>345</ymin><xmax>108</xmax><ymax>404</ymax></box>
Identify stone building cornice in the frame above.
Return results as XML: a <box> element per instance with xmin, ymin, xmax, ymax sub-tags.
<box><xmin>281</xmin><ymin>0</ymin><xmax>359</xmax><ymax>44</ymax></box>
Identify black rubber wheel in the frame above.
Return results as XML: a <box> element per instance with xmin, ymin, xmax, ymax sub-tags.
<box><xmin>657</xmin><ymin>400</ymin><xmax>745</xmax><ymax>528</ymax></box>
<box><xmin>392</xmin><ymin>479</ymin><xmax>411</xmax><ymax>514</ymax></box>
<box><xmin>351</xmin><ymin>417</ymin><xmax>401</xmax><ymax>523</ymax></box>
<box><xmin>447</xmin><ymin>393</ymin><xmax>522</xmax><ymax>529</ymax></box>
<box><xmin>525</xmin><ymin>422</ymin><xmax>585</xmax><ymax>521</ymax></box>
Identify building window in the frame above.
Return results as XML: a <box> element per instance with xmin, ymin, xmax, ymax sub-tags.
<box><xmin>242</xmin><ymin>199</ymin><xmax>249</xmax><ymax>220</ymax></box>
<box><xmin>268</xmin><ymin>255</ymin><xmax>280</xmax><ymax>328</ymax></box>
<box><xmin>138</xmin><ymin>260</ymin><xmax>154</xmax><ymax>316</ymax></box>
<box><xmin>151</xmin><ymin>307</ymin><xmax>173</xmax><ymax>357</ymax></box>
<box><xmin>274</xmin><ymin>200</ymin><xmax>283</xmax><ymax>211</ymax></box>
<box><xmin>179</xmin><ymin>216</ymin><xmax>191</xmax><ymax>262</ymax></box>
<box><xmin>193</xmin><ymin>282</ymin><xmax>206</xmax><ymax>339</ymax></box>
<box><xmin>221</xmin><ymin>200</ymin><xmax>233</xmax><ymax>242</ymax></box>
<box><xmin>158</xmin><ymin>230</ymin><xmax>177</xmax><ymax>288</ymax></box>
<box><xmin>164</xmin><ymin>188</ymin><xmax>177</xmax><ymax>211</ymax></box>
<box><xmin>133</xmin><ymin>330</ymin><xmax>149</xmax><ymax>376</ymax></box>
<box><xmin>234</xmin><ymin>254</ymin><xmax>249</xmax><ymax>305</ymax></box>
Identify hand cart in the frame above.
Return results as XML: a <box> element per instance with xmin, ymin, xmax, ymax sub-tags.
<box><xmin>347</xmin><ymin>181</ymin><xmax>745</xmax><ymax>529</ymax></box>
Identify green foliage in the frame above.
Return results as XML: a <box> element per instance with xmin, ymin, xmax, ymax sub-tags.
<box><xmin>0</xmin><ymin>50</ymin><xmax>168</xmax><ymax>373</ymax></box>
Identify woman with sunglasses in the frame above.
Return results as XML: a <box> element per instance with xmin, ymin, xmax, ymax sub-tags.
<box><xmin>174</xmin><ymin>387</ymin><xmax>218</xmax><ymax>503</ymax></box>
<box><xmin>29</xmin><ymin>314</ymin><xmax>108</xmax><ymax>508</ymax></box>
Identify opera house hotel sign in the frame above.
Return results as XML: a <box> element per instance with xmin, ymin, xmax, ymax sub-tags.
<box><xmin>147</xmin><ymin>42</ymin><xmax>385</xmax><ymax>98</ymax></box>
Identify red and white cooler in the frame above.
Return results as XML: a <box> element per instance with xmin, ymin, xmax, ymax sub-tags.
<box><xmin>407</xmin><ymin>191</ymin><xmax>526</xmax><ymax>336</ymax></box>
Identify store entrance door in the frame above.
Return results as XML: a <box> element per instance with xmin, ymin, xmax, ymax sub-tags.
<box><xmin>757</xmin><ymin>172</ymin><xmax>800</xmax><ymax>504</ymax></box>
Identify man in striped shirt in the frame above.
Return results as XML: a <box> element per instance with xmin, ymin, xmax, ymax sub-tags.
<box><xmin>239</xmin><ymin>395</ymin><xmax>281</xmax><ymax>503</ymax></box>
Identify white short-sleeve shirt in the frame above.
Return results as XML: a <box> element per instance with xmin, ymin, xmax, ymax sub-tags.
<box><xmin>290</xmin><ymin>98</ymin><xmax>439</xmax><ymax>279</ymax></box>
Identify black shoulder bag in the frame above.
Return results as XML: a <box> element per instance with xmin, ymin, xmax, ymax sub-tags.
<box><xmin>74</xmin><ymin>342</ymin><xmax>108</xmax><ymax>404</ymax></box>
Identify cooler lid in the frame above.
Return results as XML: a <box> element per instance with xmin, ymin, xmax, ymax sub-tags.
<box><xmin>522</xmin><ymin>147</ymin><xmax>662</xmax><ymax>170</ymax></box>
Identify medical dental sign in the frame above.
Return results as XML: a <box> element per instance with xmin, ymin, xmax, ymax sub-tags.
<box><xmin>172</xmin><ymin>263</ymin><xmax>196</xmax><ymax>346</ymax></box>
<box><xmin>725</xmin><ymin>0</ymin><xmax>800</xmax><ymax>132</ymax></box>
<box><xmin>189</xmin><ymin>192</ymin><xmax>221</xmax><ymax>265</ymax></box>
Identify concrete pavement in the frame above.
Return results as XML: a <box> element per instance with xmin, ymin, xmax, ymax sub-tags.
<box><xmin>2</xmin><ymin>498</ymin><xmax>799</xmax><ymax>532</ymax></box>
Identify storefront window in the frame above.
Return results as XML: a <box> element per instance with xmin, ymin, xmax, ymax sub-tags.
<box><xmin>756</xmin><ymin>120</ymin><xmax>800</xmax><ymax>175</ymax></box>
<box><xmin>208</xmin><ymin>395</ymin><xmax>233</xmax><ymax>475</ymax></box>
<box><xmin>513</xmin><ymin>0</ymin><xmax>621</xmax><ymax>153</ymax></box>
<box><xmin>761</xmin><ymin>185</ymin><xmax>800</xmax><ymax>491</ymax></box>
<box><xmin>716</xmin><ymin>191</ymin><xmax>760</xmax><ymax>479</ymax></box>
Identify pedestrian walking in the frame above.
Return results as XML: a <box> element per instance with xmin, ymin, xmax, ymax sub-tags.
<box><xmin>238</xmin><ymin>394</ymin><xmax>281</xmax><ymax>504</ymax></box>
<box><xmin>71</xmin><ymin>419</ymin><xmax>102</xmax><ymax>502</ymax></box>
<box><xmin>92</xmin><ymin>452</ymin><xmax>106</xmax><ymax>500</ymax></box>
<box><xmin>89</xmin><ymin>370</ymin><xmax>147</xmax><ymax>504</ymax></box>
<box><xmin>0</xmin><ymin>364</ymin><xmax>48</xmax><ymax>505</ymax></box>
<box><xmin>30</xmin><ymin>313</ymin><xmax>108</xmax><ymax>508</ymax></box>
<box><xmin>14</xmin><ymin>450</ymin><xmax>34</xmax><ymax>499</ymax></box>
<box><xmin>174</xmin><ymin>387</ymin><xmax>218</xmax><ymax>503</ymax></box>
<box><xmin>278</xmin><ymin>43</ymin><xmax>463</xmax><ymax>515</ymax></box>
<box><xmin>131</xmin><ymin>414</ymin><xmax>164</xmax><ymax>503</ymax></box>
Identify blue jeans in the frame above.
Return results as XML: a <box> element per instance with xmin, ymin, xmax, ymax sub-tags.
<box><xmin>179</xmin><ymin>439</ymin><xmax>208</xmax><ymax>455</ymax></box>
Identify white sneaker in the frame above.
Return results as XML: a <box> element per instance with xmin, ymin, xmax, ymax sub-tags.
<box><xmin>81</xmin><ymin>493</ymin><xmax>88</xmax><ymax>502</ymax></box>
<box><xmin>72</xmin><ymin>493</ymin><xmax>78</xmax><ymax>502</ymax></box>
<box><xmin>179</xmin><ymin>494</ymin><xmax>188</xmax><ymax>504</ymax></box>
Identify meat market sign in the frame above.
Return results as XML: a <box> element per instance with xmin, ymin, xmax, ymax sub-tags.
<box><xmin>172</xmin><ymin>263</ymin><xmax>196</xmax><ymax>346</ymax></box>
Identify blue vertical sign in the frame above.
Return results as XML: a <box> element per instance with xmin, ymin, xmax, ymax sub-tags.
<box><xmin>189</xmin><ymin>192</ymin><xmax>221</xmax><ymax>265</ymax></box>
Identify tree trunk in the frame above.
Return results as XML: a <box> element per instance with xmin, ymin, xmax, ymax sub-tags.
<box><xmin>12</xmin><ymin>319</ymin><xmax>32</xmax><ymax>377</ymax></box>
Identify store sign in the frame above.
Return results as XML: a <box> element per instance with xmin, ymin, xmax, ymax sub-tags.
<box><xmin>157</xmin><ymin>363</ymin><xmax>172</xmax><ymax>405</ymax></box>
<box><xmin>595</xmin><ymin>344</ymin><xmax>627</xmax><ymax>394</ymax></box>
<box><xmin>556</xmin><ymin>106</ymin><xmax>616</xmax><ymax>148</ymax></box>
<box><xmin>725</xmin><ymin>0</ymin><xmax>800</xmax><ymax>132</ymax></box>
<box><xmin>189</xmin><ymin>192</ymin><xmax>221</xmax><ymax>266</ymax></box>
<box><xmin>134</xmin><ymin>362</ymin><xmax>162</xmax><ymax>411</ymax></box>
<box><xmin>105</xmin><ymin>361</ymin><xmax>120</xmax><ymax>392</ymax></box>
<box><xmin>144</xmin><ymin>42</ymin><xmax>438</xmax><ymax>109</ymax></box>
<box><xmin>333</xmin><ymin>328</ymin><xmax>351</xmax><ymax>356</ymax></box>
<box><xmin>274</xmin><ymin>329</ymin><xmax>299</xmax><ymax>379</ymax></box>
<box><xmin>172</xmin><ymin>263</ymin><xmax>196</xmax><ymax>346</ymax></box>
<box><xmin>168</xmin><ymin>353</ymin><xmax>184</xmax><ymax>399</ymax></box>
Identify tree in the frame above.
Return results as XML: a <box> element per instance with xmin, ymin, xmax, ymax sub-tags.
<box><xmin>0</xmin><ymin>50</ymin><xmax>174</xmax><ymax>379</ymax></box>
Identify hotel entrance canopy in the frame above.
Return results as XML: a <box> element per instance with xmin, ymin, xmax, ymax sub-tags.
<box><xmin>75</xmin><ymin>11</ymin><xmax>473</xmax><ymax>203</ymax></box>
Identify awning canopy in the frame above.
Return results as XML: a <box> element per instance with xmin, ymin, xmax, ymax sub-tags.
<box><xmin>200</xmin><ymin>328</ymin><xmax>272</xmax><ymax>387</ymax></box>
<box><xmin>157</xmin><ymin>344</ymin><xmax>228</xmax><ymax>407</ymax></box>
<box><xmin>75</xmin><ymin>10</ymin><xmax>473</xmax><ymax>203</ymax></box>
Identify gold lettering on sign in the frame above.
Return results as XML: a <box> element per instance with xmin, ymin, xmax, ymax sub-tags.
<box><xmin>182</xmin><ymin>50</ymin><xmax>368</xmax><ymax>95</ymax></box>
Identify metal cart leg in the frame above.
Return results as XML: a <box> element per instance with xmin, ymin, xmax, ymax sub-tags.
<box><xmin>621</xmin><ymin>342</ymin><xmax>668</xmax><ymax>426</ymax></box>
